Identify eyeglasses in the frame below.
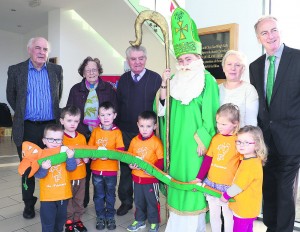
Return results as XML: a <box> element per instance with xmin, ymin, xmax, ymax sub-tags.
<box><xmin>85</xmin><ymin>69</ymin><xmax>98</xmax><ymax>74</ymax></box>
<box><xmin>235</xmin><ymin>140</ymin><xmax>256</xmax><ymax>146</ymax></box>
<box><xmin>44</xmin><ymin>138</ymin><xmax>63</xmax><ymax>144</ymax></box>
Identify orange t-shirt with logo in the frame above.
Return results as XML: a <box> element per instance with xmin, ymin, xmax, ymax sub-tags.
<box><xmin>88</xmin><ymin>125</ymin><xmax>124</xmax><ymax>172</ymax></box>
<box><xmin>63</xmin><ymin>132</ymin><xmax>87</xmax><ymax>180</ymax></box>
<box><xmin>206</xmin><ymin>134</ymin><xmax>242</xmax><ymax>185</ymax></box>
<box><xmin>39</xmin><ymin>162</ymin><xmax>72</xmax><ymax>201</ymax></box>
<box><xmin>128</xmin><ymin>134</ymin><xmax>164</xmax><ymax>179</ymax></box>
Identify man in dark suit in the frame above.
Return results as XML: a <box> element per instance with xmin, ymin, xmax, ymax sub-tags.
<box><xmin>250</xmin><ymin>16</ymin><xmax>300</xmax><ymax>232</ymax></box>
<box><xmin>6</xmin><ymin>37</ymin><xmax>63</xmax><ymax>219</ymax></box>
<box><xmin>116</xmin><ymin>46</ymin><xmax>161</xmax><ymax>216</ymax></box>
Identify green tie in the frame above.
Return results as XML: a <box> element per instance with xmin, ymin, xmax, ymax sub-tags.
<box><xmin>266</xmin><ymin>55</ymin><xmax>276</xmax><ymax>106</ymax></box>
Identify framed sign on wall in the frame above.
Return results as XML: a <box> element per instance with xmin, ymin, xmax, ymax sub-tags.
<box><xmin>198</xmin><ymin>23</ymin><xmax>239</xmax><ymax>82</ymax></box>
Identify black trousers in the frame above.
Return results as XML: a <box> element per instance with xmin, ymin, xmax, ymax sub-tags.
<box><xmin>263</xmin><ymin>137</ymin><xmax>300</xmax><ymax>232</ymax></box>
<box><xmin>84</xmin><ymin>161</ymin><xmax>92</xmax><ymax>206</ymax></box>
<box><xmin>17</xmin><ymin>120</ymin><xmax>54</xmax><ymax>206</ymax></box>
<box><xmin>83</xmin><ymin>133</ymin><xmax>91</xmax><ymax>207</ymax></box>
<box><xmin>117</xmin><ymin>131</ymin><xmax>137</xmax><ymax>206</ymax></box>
<box><xmin>134</xmin><ymin>182</ymin><xmax>160</xmax><ymax>224</ymax></box>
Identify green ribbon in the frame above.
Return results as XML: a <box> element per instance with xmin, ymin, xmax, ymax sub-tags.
<box><xmin>37</xmin><ymin>149</ymin><xmax>234</xmax><ymax>201</ymax></box>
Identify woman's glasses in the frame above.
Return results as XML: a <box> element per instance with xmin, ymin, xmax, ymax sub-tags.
<box><xmin>85</xmin><ymin>69</ymin><xmax>98</xmax><ymax>74</ymax></box>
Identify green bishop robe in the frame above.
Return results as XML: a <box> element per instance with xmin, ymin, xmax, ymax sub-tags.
<box><xmin>159</xmin><ymin>70</ymin><xmax>219</xmax><ymax>215</ymax></box>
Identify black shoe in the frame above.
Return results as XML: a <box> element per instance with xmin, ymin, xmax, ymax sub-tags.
<box><xmin>116</xmin><ymin>204</ymin><xmax>133</xmax><ymax>216</ymax></box>
<box><xmin>96</xmin><ymin>218</ymin><xmax>105</xmax><ymax>230</ymax></box>
<box><xmin>23</xmin><ymin>206</ymin><xmax>35</xmax><ymax>219</ymax></box>
<box><xmin>23</xmin><ymin>197</ymin><xmax>37</xmax><ymax>219</ymax></box>
<box><xmin>106</xmin><ymin>218</ymin><xmax>116</xmax><ymax>230</ymax></box>
<box><xmin>74</xmin><ymin>220</ymin><xmax>87</xmax><ymax>232</ymax></box>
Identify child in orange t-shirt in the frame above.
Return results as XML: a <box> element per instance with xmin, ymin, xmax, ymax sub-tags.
<box><xmin>192</xmin><ymin>103</ymin><xmax>241</xmax><ymax>232</ymax></box>
<box><xmin>221</xmin><ymin>126</ymin><xmax>267</xmax><ymax>232</ymax></box>
<box><xmin>126</xmin><ymin>111</ymin><xmax>164</xmax><ymax>232</ymax></box>
<box><xmin>34</xmin><ymin>124</ymin><xmax>77</xmax><ymax>232</ymax></box>
<box><xmin>88</xmin><ymin>101</ymin><xmax>124</xmax><ymax>230</ymax></box>
<box><xmin>60</xmin><ymin>106</ymin><xmax>89</xmax><ymax>232</ymax></box>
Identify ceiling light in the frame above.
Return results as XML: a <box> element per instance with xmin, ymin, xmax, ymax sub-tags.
<box><xmin>29</xmin><ymin>0</ymin><xmax>41</xmax><ymax>7</ymax></box>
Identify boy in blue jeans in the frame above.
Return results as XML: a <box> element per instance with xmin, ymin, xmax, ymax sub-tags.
<box><xmin>88</xmin><ymin>101</ymin><xmax>124</xmax><ymax>230</ymax></box>
<box><xmin>35</xmin><ymin>124</ymin><xmax>77</xmax><ymax>232</ymax></box>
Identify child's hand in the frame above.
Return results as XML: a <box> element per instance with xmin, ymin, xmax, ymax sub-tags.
<box><xmin>129</xmin><ymin>163</ymin><xmax>140</xmax><ymax>170</ymax></box>
<box><xmin>60</xmin><ymin>146</ymin><xmax>69</xmax><ymax>153</ymax></box>
<box><xmin>42</xmin><ymin>160</ymin><xmax>51</xmax><ymax>169</ymax></box>
<box><xmin>97</xmin><ymin>146</ymin><xmax>107</xmax><ymax>160</ymax></box>
<box><xmin>220</xmin><ymin>194</ymin><xmax>228</xmax><ymax>203</ymax></box>
<box><xmin>83</xmin><ymin>158</ymin><xmax>90</xmax><ymax>163</ymax></box>
<box><xmin>66</xmin><ymin>149</ymin><xmax>74</xmax><ymax>158</ymax></box>
<box><xmin>190</xmin><ymin>178</ymin><xmax>202</xmax><ymax>184</ymax></box>
<box><xmin>197</xmin><ymin>146</ymin><xmax>205</xmax><ymax>156</ymax></box>
<box><xmin>75</xmin><ymin>158</ymin><xmax>81</xmax><ymax>165</ymax></box>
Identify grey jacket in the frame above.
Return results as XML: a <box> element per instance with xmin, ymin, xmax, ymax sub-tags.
<box><xmin>6</xmin><ymin>59</ymin><xmax>63</xmax><ymax>146</ymax></box>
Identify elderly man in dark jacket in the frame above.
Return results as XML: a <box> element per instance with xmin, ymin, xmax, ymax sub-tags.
<box><xmin>6</xmin><ymin>37</ymin><xmax>63</xmax><ymax>219</ymax></box>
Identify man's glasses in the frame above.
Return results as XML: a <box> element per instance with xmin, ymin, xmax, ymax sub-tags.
<box><xmin>44</xmin><ymin>138</ymin><xmax>63</xmax><ymax>144</ymax></box>
<box><xmin>235</xmin><ymin>140</ymin><xmax>256</xmax><ymax>146</ymax></box>
<box><xmin>85</xmin><ymin>69</ymin><xmax>98</xmax><ymax>74</ymax></box>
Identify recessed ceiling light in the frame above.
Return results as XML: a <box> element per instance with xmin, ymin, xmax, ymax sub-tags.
<box><xmin>29</xmin><ymin>0</ymin><xmax>41</xmax><ymax>7</ymax></box>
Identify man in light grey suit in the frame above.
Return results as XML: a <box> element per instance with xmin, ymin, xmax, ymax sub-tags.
<box><xmin>250</xmin><ymin>16</ymin><xmax>300</xmax><ymax>232</ymax></box>
<box><xmin>6</xmin><ymin>37</ymin><xmax>63</xmax><ymax>219</ymax></box>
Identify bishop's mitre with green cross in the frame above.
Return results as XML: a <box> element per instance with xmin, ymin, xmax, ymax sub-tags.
<box><xmin>171</xmin><ymin>7</ymin><xmax>202</xmax><ymax>58</ymax></box>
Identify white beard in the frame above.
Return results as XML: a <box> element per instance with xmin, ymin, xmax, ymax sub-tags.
<box><xmin>170</xmin><ymin>59</ymin><xmax>205</xmax><ymax>105</ymax></box>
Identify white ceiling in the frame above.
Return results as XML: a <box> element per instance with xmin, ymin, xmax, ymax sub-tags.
<box><xmin>0</xmin><ymin>0</ymin><xmax>177</xmax><ymax>72</ymax></box>
<box><xmin>0</xmin><ymin>0</ymin><xmax>82</xmax><ymax>34</ymax></box>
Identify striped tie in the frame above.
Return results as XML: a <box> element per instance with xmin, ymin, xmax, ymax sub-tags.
<box><xmin>133</xmin><ymin>74</ymin><xmax>139</xmax><ymax>83</ymax></box>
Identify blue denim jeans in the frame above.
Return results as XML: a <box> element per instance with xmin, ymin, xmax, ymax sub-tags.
<box><xmin>40</xmin><ymin>200</ymin><xmax>68</xmax><ymax>232</ymax></box>
<box><xmin>92</xmin><ymin>174</ymin><xmax>117</xmax><ymax>219</ymax></box>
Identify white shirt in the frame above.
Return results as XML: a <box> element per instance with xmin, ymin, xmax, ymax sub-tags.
<box><xmin>219</xmin><ymin>81</ymin><xmax>259</xmax><ymax>127</ymax></box>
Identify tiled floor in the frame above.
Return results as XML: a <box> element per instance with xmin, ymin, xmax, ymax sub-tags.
<box><xmin>0</xmin><ymin>136</ymin><xmax>269</xmax><ymax>231</ymax></box>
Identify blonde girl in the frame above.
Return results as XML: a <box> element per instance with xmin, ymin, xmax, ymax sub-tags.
<box><xmin>221</xmin><ymin>125</ymin><xmax>267</xmax><ymax>232</ymax></box>
<box><xmin>192</xmin><ymin>103</ymin><xmax>241</xmax><ymax>232</ymax></box>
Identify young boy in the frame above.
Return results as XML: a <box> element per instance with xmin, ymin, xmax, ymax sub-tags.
<box><xmin>35</xmin><ymin>124</ymin><xmax>77</xmax><ymax>232</ymax></box>
<box><xmin>60</xmin><ymin>106</ymin><xmax>89</xmax><ymax>232</ymax></box>
<box><xmin>88</xmin><ymin>101</ymin><xmax>124</xmax><ymax>230</ymax></box>
<box><xmin>127</xmin><ymin>111</ymin><xmax>164</xmax><ymax>232</ymax></box>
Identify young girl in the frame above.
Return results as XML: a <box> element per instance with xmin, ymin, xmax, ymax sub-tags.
<box><xmin>221</xmin><ymin>125</ymin><xmax>267</xmax><ymax>232</ymax></box>
<box><xmin>192</xmin><ymin>103</ymin><xmax>241</xmax><ymax>232</ymax></box>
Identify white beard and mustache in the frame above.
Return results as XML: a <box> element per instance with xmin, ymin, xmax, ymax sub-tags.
<box><xmin>170</xmin><ymin>58</ymin><xmax>205</xmax><ymax>105</ymax></box>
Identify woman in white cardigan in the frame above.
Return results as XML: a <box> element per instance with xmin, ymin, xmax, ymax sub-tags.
<box><xmin>219</xmin><ymin>50</ymin><xmax>259</xmax><ymax>127</ymax></box>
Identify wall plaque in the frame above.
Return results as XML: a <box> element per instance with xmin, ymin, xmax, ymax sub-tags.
<box><xmin>198</xmin><ymin>23</ymin><xmax>239</xmax><ymax>81</ymax></box>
